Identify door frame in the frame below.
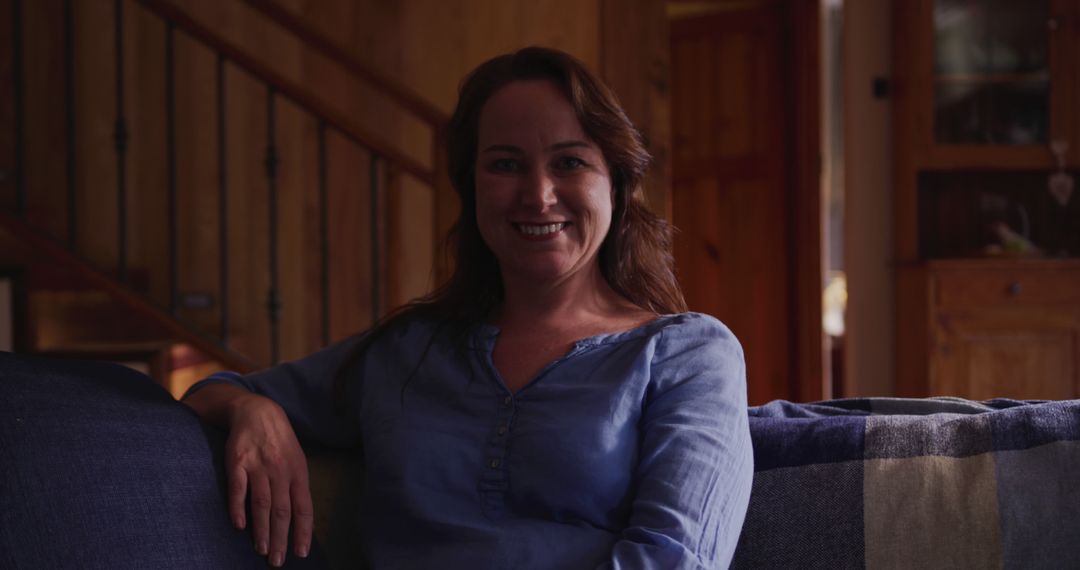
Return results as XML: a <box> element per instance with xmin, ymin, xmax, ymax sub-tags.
<box><xmin>789</xmin><ymin>0</ymin><xmax>824</xmax><ymax>401</ymax></box>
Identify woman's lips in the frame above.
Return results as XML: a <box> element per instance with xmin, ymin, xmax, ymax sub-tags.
<box><xmin>514</xmin><ymin>222</ymin><xmax>568</xmax><ymax>240</ymax></box>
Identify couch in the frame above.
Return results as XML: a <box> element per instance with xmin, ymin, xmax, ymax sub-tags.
<box><xmin>2</xmin><ymin>351</ymin><xmax>1078</xmax><ymax>569</ymax></box>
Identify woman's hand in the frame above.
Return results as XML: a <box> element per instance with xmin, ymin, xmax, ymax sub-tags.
<box><xmin>226</xmin><ymin>396</ymin><xmax>314</xmax><ymax>567</ymax></box>
<box><xmin>183</xmin><ymin>384</ymin><xmax>313</xmax><ymax>567</ymax></box>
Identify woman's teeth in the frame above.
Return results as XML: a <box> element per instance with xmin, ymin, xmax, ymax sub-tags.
<box><xmin>517</xmin><ymin>222</ymin><xmax>566</xmax><ymax>236</ymax></box>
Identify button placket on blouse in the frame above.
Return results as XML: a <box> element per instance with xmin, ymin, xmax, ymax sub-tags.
<box><xmin>490</xmin><ymin>393</ymin><xmax>514</xmax><ymax>468</ymax></box>
<box><xmin>490</xmin><ymin>395</ymin><xmax>513</xmax><ymax>465</ymax></box>
<box><xmin>479</xmin><ymin>391</ymin><xmax>515</xmax><ymax>518</ymax></box>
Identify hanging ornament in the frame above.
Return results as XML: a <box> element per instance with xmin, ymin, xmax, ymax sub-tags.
<box><xmin>1048</xmin><ymin>139</ymin><xmax>1074</xmax><ymax>206</ymax></box>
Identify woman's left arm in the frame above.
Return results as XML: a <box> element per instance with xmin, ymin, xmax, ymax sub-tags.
<box><xmin>603</xmin><ymin>321</ymin><xmax>754</xmax><ymax>570</ymax></box>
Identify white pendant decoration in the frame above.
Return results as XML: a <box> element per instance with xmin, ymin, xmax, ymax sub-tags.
<box><xmin>1048</xmin><ymin>139</ymin><xmax>1074</xmax><ymax>207</ymax></box>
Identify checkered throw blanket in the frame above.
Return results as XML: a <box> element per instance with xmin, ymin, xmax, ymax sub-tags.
<box><xmin>731</xmin><ymin>398</ymin><xmax>1080</xmax><ymax>570</ymax></box>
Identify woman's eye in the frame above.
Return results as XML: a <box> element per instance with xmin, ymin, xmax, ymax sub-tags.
<box><xmin>490</xmin><ymin>158</ymin><xmax>521</xmax><ymax>173</ymax></box>
<box><xmin>555</xmin><ymin>156</ymin><xmax>586</xmax><ymax>170</ymax></box>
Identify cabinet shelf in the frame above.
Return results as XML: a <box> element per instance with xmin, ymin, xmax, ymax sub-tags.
<box><xmin>918</xmin><ymin>170</ymin><xmax>1080</xmax><ymax>260</ymax></box>
<box><xmin>934</xmin><ymin>72</ymin><xmax>1050</xmax><ymax>84</ymax></box>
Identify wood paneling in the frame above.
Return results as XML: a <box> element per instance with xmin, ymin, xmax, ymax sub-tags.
<box><xmin>126</xmin><ymin>4</ymin><xmax>169</xmax><ymax>305</ymax></box>
<box><xmin>325</xmin><ymin>129</ymin><xmax>376</xmax><ymax>342</ymax></box>
<box><xmin>73</xmin><ymin>1</ymin><xmax>121</xmax><ymax>272</ymax></box>
<box><xmin>22</xmin><ymin>0</ymin><xmax>68</xmax><ymax>241</ymax></box>
<box><xmin>601</xmin><ymin>0</ymin><xmax>671</xmax><ymax>219</ymax></box>
<box><xmin>172</xmin><ymin>33</ymin><xmax>220</xmax><ymax>335</ymax></box>
<box><xmin>274</xmin><ymin>96</ymin><xmax>321</xmax><ymax>360</ymax></box>
<box><xmin>0</xmin><ymin>0</ymin><xmax>14</xmax><ymax>212</ymax></box>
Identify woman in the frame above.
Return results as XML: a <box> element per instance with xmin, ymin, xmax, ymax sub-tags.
<box><xmin>183</xmin><ymin>46</ymin><xmax>752</xmax><ymax>569</ymax></box>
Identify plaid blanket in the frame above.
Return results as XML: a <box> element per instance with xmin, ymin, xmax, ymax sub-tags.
<box><xmin>731</xmin><ymin>398</ymin><xmax>1080</xmax><ymax>569</ymax></box>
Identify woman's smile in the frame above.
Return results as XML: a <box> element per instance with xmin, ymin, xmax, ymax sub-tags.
<box><xmin>514</xmin><ymin>222</ymin><xmax>569</xmax><ymax>239</ymax></box>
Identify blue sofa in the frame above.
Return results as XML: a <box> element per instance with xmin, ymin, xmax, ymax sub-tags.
<box><xmin>2</xmin><ymin>352</ymin><xmax>1078</xmax><ymax>569</ymax></box>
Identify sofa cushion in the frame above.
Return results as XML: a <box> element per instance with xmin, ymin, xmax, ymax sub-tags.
<box><xmin>732</xmin><ymin>397</ymin><xmax>1080</xmax><ymax>570</ymax></box>
<box><xmin>0</xmin><ymin>352</ymin><xmax>324</xmax><ymax>569</ymax></box>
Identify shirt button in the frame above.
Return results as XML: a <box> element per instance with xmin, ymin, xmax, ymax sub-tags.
<box><xmin>502</xmin><ymin>396</ymin><xmax>512</xmax><ymax>406</ymax></box>
<box><xmin>489</xmin><ymin>459</ymin><xmax>500</xmax><ymax>469</ymax></box>
<box><xmin>497</xmin><ymin>426</ymin><xmax>507</xmax><ymax>435</ymax></box>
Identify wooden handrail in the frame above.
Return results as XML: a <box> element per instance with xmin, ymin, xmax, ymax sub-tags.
<box><xmin>135</xmin><ymin>0</ymin><xmax>437</xmax><ymax>185</ymax></box>
<box><xmin>240</xmin><ymin>0</ymin><xmax>448</xmax><ymax>128</ymax></box>
<box><xmin>0</xmin><ymin>210</ymin><xmax>259</xmax><ymax>373</ymax></box>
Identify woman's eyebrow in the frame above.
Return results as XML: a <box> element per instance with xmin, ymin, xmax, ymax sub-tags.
<box><xmin>481</xmin><ymin>141</ymin><xmax>594</xmax><ymax>154</ymax></box>
<box><xmin>481</xmin><ymin>144</ymin><xmax>523</xmax><ymax>154</ymax></box>
<box><xmin>547</xmin><ymin>141</ymin><xmax>593</xmax><ymax>152</ymax></box>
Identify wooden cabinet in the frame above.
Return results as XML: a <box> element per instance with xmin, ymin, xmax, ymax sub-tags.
<box><xmin>927</xmin><ymin>262</ymin><xmax>1080</xmax><ymax>400</ymax></box>
<box><xmin>894</xmin><ymin>1</ymin><xmax>1080</xmax><ymax>399</ymax></box>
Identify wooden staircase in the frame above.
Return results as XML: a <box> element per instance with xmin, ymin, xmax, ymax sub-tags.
<box><xmin>1</xmin><ymin>0</ymin><xmax>450</xmax><ymax>396</ymax></box>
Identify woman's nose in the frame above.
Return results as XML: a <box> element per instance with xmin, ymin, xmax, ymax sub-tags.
<box><xmin>519</xmin><ymin>170</ymin><xmax>557</xmax><ymax>211</ymax></box>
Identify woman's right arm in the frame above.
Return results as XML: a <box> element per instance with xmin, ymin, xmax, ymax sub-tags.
<box><xmin>183</xmin><ymin>382</ymin><xmax>314</xmax><ymax>568</ymax></box>
<box><xmin>181</xmin><ymin>334</ymin><xmax>364</xmax><ymax>567</ymax></box>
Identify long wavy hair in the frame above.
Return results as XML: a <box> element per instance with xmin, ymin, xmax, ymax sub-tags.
<box><xmin>336</xmin><ymin>47</ymin><xmax>685</xmax><ymax>394</ymax></box>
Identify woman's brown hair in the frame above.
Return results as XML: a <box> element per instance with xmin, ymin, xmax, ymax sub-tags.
<box><xmin>336</xmin><ymin>46</ymin><xmax>685</xmax><ymax>395</ymax></box>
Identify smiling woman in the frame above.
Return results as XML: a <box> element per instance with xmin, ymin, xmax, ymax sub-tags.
<box><xmin>181</xmin><ymin>46</ymin><xmax>753</xmax><ymax>569</ymax></box>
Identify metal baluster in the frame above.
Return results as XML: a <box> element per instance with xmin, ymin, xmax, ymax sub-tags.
<box><xmin>64</xmin><ymin>0</ymin><xmax>76</xmax><ymax>248</ymax></box>
<box><xmin>370</xmin><ymin>153</ymin><xmax>381</xmax><ymax>320</ymax></box>
<box><xmin>218</xmin><ymin>54</ymin><xmax>229</xmax><ymax>347</ymax></box>
<box><xmin>318</xmin><ymin>121</ymin><xmax>329</xmax><ymax>346</ymax></box>
<box><xmin>265</xmin><ymin>87</ymin><xmax>281</xmax><ymax>363</ymax></box>
<box><xmin>166</xmin><ymin>21</ymin><xmax>178</xmax><ymax>314</ymax></box>
<box><xmin>12</xmin><ymin>0</ymin><xmax>25</xmax><ymax>218</ymax></box>
<box><xmin>114</xmin><ymin>0</ymin><xmax>129</xmax><ymax>281</ymax></box>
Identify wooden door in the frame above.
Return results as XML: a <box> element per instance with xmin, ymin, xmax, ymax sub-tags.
<box><xmin>671</xmin><ymin>2</ymin><xmax>797</xmax><ymax>405</ymax></box>
<box><xmin>932</xmin><ymin>311</ymin><xmax>1080</xmax><ymax>400</ymax></box>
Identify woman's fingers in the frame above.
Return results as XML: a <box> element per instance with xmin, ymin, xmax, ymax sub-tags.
<box><xmin>268</xmin><ymin>475</ymin><xmax>293</xmax><ymax>567</ymax></box>
<box><xmin>234</xmin><ymin>461</ymin><xmax>311</xmax><ymax>567</ymax></box>
<box><xmin>249</xmin><ymin>474</ymin><xmax>273</xmax><ymax>557</ymax></box>
<box><xmin>291</xmin><ymin>478</ymin><xmax>315</xmax><ymax>558</ymax></box>
<box><xmin>228</xmin><ymin>465</ymin><xmax>249</xmax><ymax>530</ymax></box>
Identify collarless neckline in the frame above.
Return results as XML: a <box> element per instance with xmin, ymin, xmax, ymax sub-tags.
<box><xmin>470</xmin><ymin>313</ymin><xmax>683</xmax><ymax>351</ymax></box>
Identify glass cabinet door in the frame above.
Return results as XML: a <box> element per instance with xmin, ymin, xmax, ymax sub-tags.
<box><xmin>933</xmin><ymin>0</ymin><xmax>1051</xmax><ymax>145</ymax></box>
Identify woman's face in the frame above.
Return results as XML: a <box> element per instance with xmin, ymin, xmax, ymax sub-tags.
<box><xmin>474</xmin><ymin>79</ymin><xmax>613</xmax><ymax>287</ymax></box>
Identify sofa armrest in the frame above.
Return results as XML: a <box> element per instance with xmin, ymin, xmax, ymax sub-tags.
<box><xmin>0</xmin><ymin>352</ymin><xmax>326</xmax><ymax>569</ymax></box>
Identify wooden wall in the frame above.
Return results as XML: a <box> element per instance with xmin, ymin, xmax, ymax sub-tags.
<box><xmin>1</xmin><ymin>0</ymin><xmax>669</xmax><ymax>367</ymax></box>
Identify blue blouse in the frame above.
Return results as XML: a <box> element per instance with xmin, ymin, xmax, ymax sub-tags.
<box><xmin>189</xmin><ymin>312</ymin><xmax>753</xmax><ymax>569</ymax></box>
